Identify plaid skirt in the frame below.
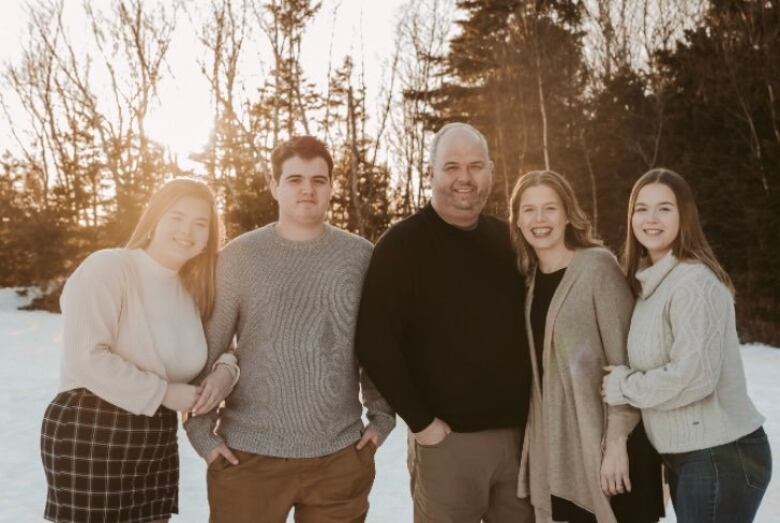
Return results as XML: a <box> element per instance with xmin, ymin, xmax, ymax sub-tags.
<box><xmin>40</xmin><ymin>388</ymin><xmax>179</xmax><ymax>523</ymax></box>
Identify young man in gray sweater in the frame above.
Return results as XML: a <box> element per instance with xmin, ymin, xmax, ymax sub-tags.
<box><xmin>185</xmin><ymin>136</ymin><xmax>395</xmax><ymax>522</ymax></box>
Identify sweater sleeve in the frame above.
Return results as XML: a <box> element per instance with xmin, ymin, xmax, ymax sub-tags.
<box><xmin>592</xmin><ymin>254</ymin><xmax>640</xmax><ymax>442</ymax></box>
<box><xmin>359</xmin><ymin>368</ymin><xmax>397</xmax><ymax>444</ymax></box>
<box><xmin>60</xmin><ymin>250</ymin><xmax>167</xmax><ymax>416</ymax></box>
<box><xmin>185</xmin><ymin>245</ymin><xmax>243</xmax><ymax>457</ymax></box>
<box><xmin>606</xmin><ymin>272</ymin><xmax>730</xmax><ymax>411</ymax></box>
<box><xmin>355</xmin><ymin>231</ymin><xmax>435</xmax><ymax>433</ymax></box>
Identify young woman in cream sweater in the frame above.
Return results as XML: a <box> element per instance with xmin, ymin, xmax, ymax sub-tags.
<box><xmin>40</xmin><ymin>179</ymin><xmax>238</xmax><ymax>523</ymax></box>
<box><xmin>603</xmin><ymin>168</ymin><xmax>771</xmax><ymax>523</ymax></box>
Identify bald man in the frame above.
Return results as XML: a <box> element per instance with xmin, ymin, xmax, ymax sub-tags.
<box><xmin>356</xmin><ymin>123</ymin><xmax>534</xmax><ymax>522</ymax></box>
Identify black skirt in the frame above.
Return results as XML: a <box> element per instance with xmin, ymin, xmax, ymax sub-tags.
<box><xmin>553</xmin><ymin>420</ymin><xmax>665</xmax><ymax>523</ymax></box>
<box><xmin>40</xmin><ymin>388</ymin><xmax>179</xmax><ymax>523</ymax></box>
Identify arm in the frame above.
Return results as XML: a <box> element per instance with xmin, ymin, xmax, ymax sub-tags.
<box><xmin>604</xmin><ymin>273</ymin><xmax>730</xmax><ymax>411</ymax></box>
<box><xmin>355</xmin><ymin>232</ymin><xmax>435</xmax><ymax>433</ymax></box>
<box><xmin>358</xmin><ymin>368</ymin><xmax>396</xmax><ymax>446</ymax></box>
<box><xmin>592</xmin><ymin>255</ymin><xmax>638</xmax><ymax>496</ymax></box>
<box><xmin>593</xmin><ymin>255</ymin><xmax>640</xmax><ymax>442</ymax></box>
<box><xmin>60</xmin><ymin>250</ymin><xmax>167</xmax><ymax>416</ymax></box>
<box><xmin>184</xmin><ymin>246</ymin><xmax>243</xmax><ymax>458</ymax></box>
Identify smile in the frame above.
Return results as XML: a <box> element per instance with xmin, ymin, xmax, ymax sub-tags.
<box><xmin>173</xmin><ymin>238</ymin><xmax>194</xmax><ymax>247</ymax></box>
<box><xmin>530</xmin><ymin>227</ymin><xmax>553</xmax><ymax>238</ymax></box>
<box><xmin>643</xmin><ymin>228</ymin><xmax>664</xmax><ymax>236</ymax></box>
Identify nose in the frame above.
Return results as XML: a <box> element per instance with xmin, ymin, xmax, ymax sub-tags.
<box><xmin>533</xmin><ymin>208</ymin><xmax>545</xmax><ymax>223</ymax></box>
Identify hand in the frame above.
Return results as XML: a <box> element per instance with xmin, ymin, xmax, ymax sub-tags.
<box><xmin>190</xmin><ymin>366</ymin><xmax>235</xmax><ymax>416</ymax></box>
<box><xmin>161</xmin><ymin>383</ymin><xmax>202</xmax><ymax>412</ymax></box>
<box><xmin>356</xmin><ymin>427</ymin><xmax>380</xmax><ymax>450</ymax></box>
<box><xmin>601</xmin><ymin>438</ymin><xmax>631</xmax><ymax>496</ymax></box>
<box><xmin>601</xmin><ymin>365</ymin><xmax>617</xmax><ymax>401</ymax></box>
<box><xmin>413</xmin><ymin>417</ymin><xmax>451</xmax><ymax>447</ymax></box>
<box><xmin>206</xmin><ymin>443</ymin><xmax>239</xmax><ymax>466</ymax></box>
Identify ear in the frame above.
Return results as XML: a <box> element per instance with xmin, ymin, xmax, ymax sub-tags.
<box><xmin>426</xmin><ymin>166</ymin><xmax>433</xmax><ymax>181</ymax></box>
<box><xmin>269</xmin><ymin>176</ymin><xmax>279</xmax><ymax>201</ymax></box>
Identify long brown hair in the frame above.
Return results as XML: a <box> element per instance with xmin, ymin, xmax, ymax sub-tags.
<box><xmin>622</xmin><ymin>168</ymin><xmax>734</xmax><ymax>296</ymax></box>
<box><xmin>509</xmin><ymin>170</ymin><xmax>601</xmax><ymax>278</ymax></box>
<box><xmin>126</xmin><ymin>178</ymin><xmax>224</xmax><ymax>319</ymax></box>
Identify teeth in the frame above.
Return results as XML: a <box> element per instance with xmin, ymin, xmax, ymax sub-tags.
<box><xmin>174</xmin><ymin>239</ymin><xmax>194</xmax><ymax>247</ymax></box>
<box><xmin>531</xmin><ymin>227</ymin><xmax>552</xmax><ymax>238</ymax></box>
<box><xmin>643</xmin><ymin>229</ymin><xmax>663</xmax><ymax>236</ymax></box>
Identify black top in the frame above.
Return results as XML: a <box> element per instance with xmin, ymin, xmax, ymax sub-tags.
<box><xmin>355</xmin><ymin>203</ymin><xmax>531</xmax><ymax>433</ymax></box>
<box><xmin>530</xmin><ymin>266</ymin><xmax>566</xmax><ymax>383</ymax></box>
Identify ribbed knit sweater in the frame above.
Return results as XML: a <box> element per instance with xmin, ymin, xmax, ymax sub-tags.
<box><xmin>604</xmin><ymin>252</ymin><xmax>764</xmax><ymax>453</ymax></box>
<box><xmin>185</xmin><ymin>224</ymin><xmax>395</xmax><ymax>459</ymax></box>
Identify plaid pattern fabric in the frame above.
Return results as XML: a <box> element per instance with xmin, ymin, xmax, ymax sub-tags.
<box><xmin>41</xmin><ymin>388</ymin><xmax>179</xmax><ymax>523</ymax></box>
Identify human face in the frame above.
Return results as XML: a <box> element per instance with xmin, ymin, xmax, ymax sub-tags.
<box><xmin>632</xmin><ymin>182</ymin><xmax>680</xmax><ymax>263</ymax></box>
<box><xmin>429</xmin><ymin>129</ymin><xmax>493</xmax><ymax>228</ymax></box>
<box><xmin>147</xmin><ymin>195</ymin><xmax>211</xmax><ymax>270</ymax></box>
<box><xmin>270</xmin><ymin>156</ymin><xmax>332</xmax><ymax>229</ymax></box>
<box><xmin>516</xmin><ymin>184</ymin><xmax>569</xmax><ymax>255</ymax></box>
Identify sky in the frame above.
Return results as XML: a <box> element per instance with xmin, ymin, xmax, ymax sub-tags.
<box><xmin>0</xmin><ymin>0</ymin><xmax>415</xmax><ymax>167</ymax></box>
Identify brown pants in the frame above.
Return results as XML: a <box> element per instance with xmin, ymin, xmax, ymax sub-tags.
<box><xmin>409</xmin><ymin>428</ymin><xmax>534</xmax><ymax>523</ymax></box>
<box><xmin>207</xmin><ymin>444</ymin><xmax>376</xmax><ymax>523</ymax></box>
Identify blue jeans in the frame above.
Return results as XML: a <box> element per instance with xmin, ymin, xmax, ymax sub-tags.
<box><xmin>662</xmin><ymin>427</ymin><xmax>772</xmax><ymax>523</ymax></box>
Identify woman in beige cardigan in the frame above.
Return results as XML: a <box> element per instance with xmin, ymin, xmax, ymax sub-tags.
<box><xmin>509</xmin><ymin>170</ymin><xmax>663</xmax><ymax>523</ymax></box>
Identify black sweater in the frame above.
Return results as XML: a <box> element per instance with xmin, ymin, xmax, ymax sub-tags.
<box><xmin>356</xmin><ymin>204</ymin><xmax>531</xmax><ymax>433</ymax></box>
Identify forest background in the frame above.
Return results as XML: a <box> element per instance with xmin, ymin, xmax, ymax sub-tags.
<box><xmin>0</xmin><ymin>0</ymin><xmax>778</xmax><ymax>345</ymax></box>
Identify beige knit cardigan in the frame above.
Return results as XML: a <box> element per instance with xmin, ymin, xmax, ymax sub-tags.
<box><xmin>517</xmin><ymin>247</ymin><xmax>639</xmax><ymax>523</ymax></box>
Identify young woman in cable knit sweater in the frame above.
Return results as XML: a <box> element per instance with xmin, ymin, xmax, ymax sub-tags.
<box><xmin>602</xmin><ymin>168</ymin><xmax>771</xmax><ymax>523</ymax></box>
<box><xmin>40</xmin><ymin>179</ymin><xmax>238</xmax><ymax>523</ymax></box>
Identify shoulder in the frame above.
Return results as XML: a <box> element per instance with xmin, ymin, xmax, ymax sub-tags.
<box><xmin>62</xmin><ymin>248</ymin><xmax>132</xmax><ymax>302</ymax></box>
<box><xmin>374</xmin><ymin>211</ymin><xmax>426</xmax><ymax>251</ymax></box>
<box><xmin>328</xmin><ymin>225</ymin><xmax>373</xmax><ymax>253</ymax></box>
<box><xmin>221</xmin><ymin>225</ymin><xmax>272</xmax><ymax>257</ymax></box>
<box><xmin>671</xmin><ymin>261</ymin><xmax>731</xmax><ymax>299</ymax></box>
<box><xmin>574</xmin><ymin>247</ymin><xmax>623</xmax><ymax>279</ymax></box>
<box><xmin>482</xmin><ymin>213</ymin><xmax>509</xmax><ymax>232</ymax></box>
<box><xmin>72</xmin><ymin>248</ymin><xmax>133</xmax><ymax>280</ymax></box>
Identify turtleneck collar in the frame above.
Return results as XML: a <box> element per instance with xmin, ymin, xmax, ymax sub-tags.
<box><xmin>133</xmin><ymin>248</ymin><xmax>179</xmax><ymax>279</ymax></box>
<box><xmin>636</xmin><ymin>250</ymin><xmax>679</xmax><ymax>299</ymax></box>
<box><xmin>423</xmin><ymin>202</ymin><xmax>483</xmax><ymax>234</ymax></box>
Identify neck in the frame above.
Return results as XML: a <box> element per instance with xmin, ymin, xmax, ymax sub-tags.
<box><xmin>430</xmin><ymin>200</ymin><xmax>480</xmax><ymax>230</ymax></box>
<box><xmin>536</xmin><ymin>244</ymin><xmax>574</xmax><ymax>273</ymax></box>
<box><xmin>276</xmin><ymin>219</ymin><xmax>326</xmax><ymax>241</ymax></box>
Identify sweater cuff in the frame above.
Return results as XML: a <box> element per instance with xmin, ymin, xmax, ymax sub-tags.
<box><xmin>184</xmin><ymin>414</ymin><xmax>226</xmax><ymax>459</ymax></box>
<box><xmin>604</xmin><ymin>365</ymin><xmax>632</xmax><ymax>406</ymax></box>
<box><xmin>406</xmin><ymin>411</ymin><xmax>436</xmax><ymax>434</ymax></box>
<box><xmin>212</xmin><ymin>352</ymin><xmax>240</xmax><ymax>391</ymax></box>
<box><xmin>366</xmin><ymin>413</ymin><xmax>396</xmax><ymax>446</ymax></box>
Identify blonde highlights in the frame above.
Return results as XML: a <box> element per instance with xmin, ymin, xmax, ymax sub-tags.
<box><xmin>126</xmin><ymin>178</ymin><xmax>224</xmax><ymax>319</ymax></box>
<box><xmin>509</xmin><ymin>170</ymin><xmax>601</xmax><ymax>278</ymax></box>
<box><xmin>622</xmin><ymin>168</ymin><xmax>734</xmax><ymax>296</ymax></box>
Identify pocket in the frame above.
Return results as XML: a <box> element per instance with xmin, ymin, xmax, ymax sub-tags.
<box><xmin>416</xmin><ymin>431</ymin><xmax>452</xmax><ymax>449</ymax></box>
<box><xmin>736</xmin><ymin>429</ymin><xmax>772</xmax><ymax>490</ymax></box>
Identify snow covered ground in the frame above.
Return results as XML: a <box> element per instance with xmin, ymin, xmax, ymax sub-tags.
<box><xmin>1</xmin><ymin>287</ymin><xmax>777</xmax><ymax>522</ymax></box>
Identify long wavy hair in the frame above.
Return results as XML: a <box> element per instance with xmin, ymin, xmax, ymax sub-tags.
<box><xmin>509</xmin><ymin>170</ymin><xmax>601</xmax><ymax>279</ymax></box>
<box><xmin>622</xmin><ymin>168</ymin><xmax>734</xmax><ymax>296</ymax></box>
<box><xmin>126</xmin><ymin>178</ymin><xmax>224</xmax><ymax>319</ymax></box>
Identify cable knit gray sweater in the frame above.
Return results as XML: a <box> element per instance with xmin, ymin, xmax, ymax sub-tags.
<box><xmin>185</xmin><ymin>223</ymin><xmax>395</xmax><ymax>459</ymax></box>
